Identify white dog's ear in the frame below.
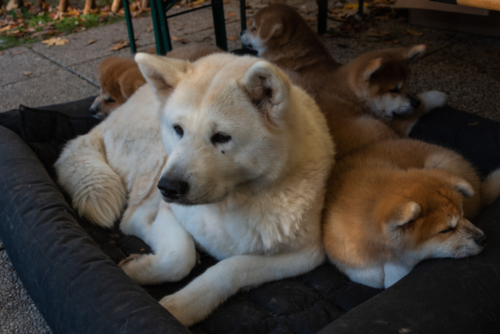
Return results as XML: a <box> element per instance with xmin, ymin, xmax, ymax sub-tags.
<box><xmin>385</xmin><ymin>201</ymin><xmax>421</xmax><ymax>232</ymax></box>
<box><xmin>405</xmin><ymin>44</ymin><xmax>426</xmax><ymax>62</ymax></box>
<box><xmin>135</xmin><ymin>53</ymin><xmax>192</xmax><ymax>99</ymax></box>
<box><xmin>363</xmin><ymin>57</ymin><xmax>384</xmax><ymax>81</ymax></box>
<box><xmin>239</xmin><ymin>60</ymin><xmax>291</xmax><ymax>121</ymax></box>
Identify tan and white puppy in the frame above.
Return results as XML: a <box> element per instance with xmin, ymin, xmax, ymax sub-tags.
<box><xmin>323</xmin><ymin>139</ymin><xmax>500</xmax><ymax>289</ymax></box>
<box><xmin>55</xmin><ymin>53</ymin><xmax>335</xmax><ymax>326</ymax></box>
<box><xmin>241</xmin><ymin>4</ymin><xmax>446</xmax><ymax>156</ymax></box>
<box><xmin>89</xmin><ymin>43</ymin><xmax>223</xmax><ymax>119</ymax></box>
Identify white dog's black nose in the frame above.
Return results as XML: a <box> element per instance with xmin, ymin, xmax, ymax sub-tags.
<box><xmin>475</xmin><ymin>234</ymin><xmax>487</xmax><ymax>247</ymax></box>
<box><xmin>158</xmin><ymin>178</ymin><xmax>189</xmax><ymax>201</ymax></box>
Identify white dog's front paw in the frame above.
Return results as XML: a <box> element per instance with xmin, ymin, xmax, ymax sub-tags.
<box><xmin>160</xmin><ymin>294</ymin><xmax>200</xmax><ymax>327</ymax></box>
<box><xmin>119</xmin><ymin>254</ymin><xmax>153</xmax><ymax>284</ymax></box>
<box><xmin>418</xmin><ymin>91</ymin><xmax>448</xmax><ymax>113</ymax></box>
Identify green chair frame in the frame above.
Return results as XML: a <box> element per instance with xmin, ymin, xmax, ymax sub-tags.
<box><xmin>122</xmin><ymin>0</ymin><xmax>364</xmax><ymax>55</ymax></box>
<box><xmin>123</xmin><ymin>0</ymin><xmax>230</xmax><ymax>55</ymax></box>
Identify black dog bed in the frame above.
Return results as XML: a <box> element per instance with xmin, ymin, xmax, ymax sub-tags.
<box><xmin>1</xmin><ymin>99</ymin><xmax>500</xmax><ymax>334</ymax></box>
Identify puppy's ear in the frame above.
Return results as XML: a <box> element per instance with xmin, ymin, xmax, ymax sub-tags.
<box><xmin>363</xmin><ymin>57</ymin><xmax>384</xmax><ymax>81</ymax></box>
<box><xmin>384</xmin><ymin>201</ymin><xmax>421</xmax><ymax>232</ymax></box>
<box><xmin>239</xmin><ymin>60</ymin><xmax>291</xmax><ymax>121</ymax></box>
<box><xmin>121</xmin><ymin>73</ymin><xmax>147</xmax><ymax>99</ymax></box>
<box><xmin>260</xmin><ymin>21</ymin><xmax>284</xmax><ymax>41</ymax></box>
<box><xmin>424</xmin><ymin>168</ymin><xmax>475</xmax><ymax>198</ymax></box>
<box><xmin>135</xmin><ymin>53</ymin><xmax>192</xmax><ymax>100</ymax></box>
<box><xmin>405</xmin><ymin>44</ymin><xmax>426</xmax><ymax>62</ymax></box>
<box><xmin>451</xmin><ymin>179</ymin><xmax>474</xmax><ymax>198</ymax></box>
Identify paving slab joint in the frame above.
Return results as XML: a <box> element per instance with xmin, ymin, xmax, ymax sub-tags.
<box><xmin>28</xmin><ymin>47</ymin><xmax>100</xmax><ymax>88</ymax></box>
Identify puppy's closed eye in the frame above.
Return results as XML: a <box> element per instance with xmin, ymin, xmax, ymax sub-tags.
<box><xmin>439</xmin><ymin>226</ymin><xmax>455</xmax><ymax>234</ymax></box>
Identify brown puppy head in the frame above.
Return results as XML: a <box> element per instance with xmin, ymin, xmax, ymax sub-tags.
<box><xmin>376</xmin><ymin>170</ymin><xmax>486</xmax><ymax>264</ymax></box>
<box><xmin>90</xmin><ymin>57</ymin><xmax>145</xmax><ymax>119</ymax></box>
<box><xmin>240</xmin><ymin>4</ymin><xmax>313</xmax><ymax>55</ymax></box>
<box><xmin>347</xmin><ymin>45</ymin><xmax>426</xmax><ymax>119</ymax></box>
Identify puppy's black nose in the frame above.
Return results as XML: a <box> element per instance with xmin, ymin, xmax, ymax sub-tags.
<box><xmin>89</xmin><ymin>106</ymin><xmax>98</xmax><ymax>115</ymax></box>
<box><xmin>158</xmin><ymin>178</ymin><xmax>189</xmax><ymax>201</ymax></box>
<box><xmin>410</xmin><ymin>98</ymin><xmax>421</xmax><ymax>109</ymax></box>
<box><xmin>475</xmin><ymin>234</ymin><xmax>487</xmax><ymax>247</ymax></box>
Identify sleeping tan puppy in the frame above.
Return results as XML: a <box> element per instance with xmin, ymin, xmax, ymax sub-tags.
<box><xmin>241</xmin><ymin>4</ymin><xmax>446</xmax><ymax>156</ymax></box>
<box><xmin>89</xmin><ymin>43</ymin><xmax>223</xmax><ymax>119</ymax></box>
<box><xmin>323</xmin><ymin>138</ymin><xmax>500</xmax><ymax>289</ymax></box>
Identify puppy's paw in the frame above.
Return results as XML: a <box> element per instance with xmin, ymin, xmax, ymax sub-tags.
<box><xmin>119</xmin><ymin>254</ymin><xmax>151</xmax><ymax>283</ymax></box>
<box><xmin>160</xmin><ymin>294</ymin><xmax>199</xmax><ymax>327</ymax></box>
<box><xmin>119</xmin><ymin>254</ymin><xmax>143</xmax><ymax>267</ymax></box>
<box><xmin>418</xmin><ymin>91</ymin><xmax>448</xmax><ymax>113</ymax></box>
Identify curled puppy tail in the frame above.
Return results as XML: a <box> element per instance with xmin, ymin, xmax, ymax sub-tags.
<box><xmin>54</xmin><ymin>127</ymin><xmax>127</xmax><ymax>228</ymax></box>
<box><xmin>418</xmin><ymin>90</ymin><xmax>448</xmax><ymax>113</ymax></box>
<box><xmin>482</xmin><ymin>169</ymin><xmax>500</xmax><ymax>207</ymax></box>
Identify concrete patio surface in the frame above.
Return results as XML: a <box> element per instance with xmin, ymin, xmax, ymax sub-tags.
<box><xmin>0</xmin><ymin>1</ymin><xmax>499</xmax><ymax>332</ymax></box>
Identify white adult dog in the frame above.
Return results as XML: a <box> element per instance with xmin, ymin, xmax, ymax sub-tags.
<box><xmin>55</xmin><ymin>53</ymin><xmax>335</xmax><ymax>326</ymax></box>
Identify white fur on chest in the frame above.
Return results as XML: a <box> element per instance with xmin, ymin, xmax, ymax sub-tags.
<box><xmin>171</xmin><ymin>186</ymin><xmax>317</xmax><ymax>260</ymax></box>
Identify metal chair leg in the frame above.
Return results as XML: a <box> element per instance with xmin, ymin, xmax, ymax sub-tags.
<box><xmin>211</xmin><ymin>0</ymin><xmax>228</xmax><ymax>51</ymax></box>
<box><xmin>122</xmin><ymin>0</ymin><xmax>137</xmax><ymax>53</ymax></box>
<box><xmin>150</xmin><ymin>0</ymin><xmax>166</xmax><ymax>55</ymax></box>
<box><xmin>317</xmin><ymin>0</ymin><xmax>328</xmax><ymax>35</ymax></box>
<box><xmin>157</xmin><ymin>0</ymin><xmax>173</xmax><ymax>53</ymax></box>
<box><xmin>240</xmin><ymin>0</ymin><xmax>246</xmax><ymax>32</ymax></box>
<box><xmin>358</xmin><ymin>0</ymin><xmax>364</xmax><ymax>16</ymax></box>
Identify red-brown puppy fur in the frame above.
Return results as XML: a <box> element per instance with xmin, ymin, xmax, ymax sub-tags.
<box><xmin>323</xmin><ymin>139</ymin><xmax>500</xmax><ymax>289</ymax></box>
<box><xmin>241</xmin><ymin>4</ymin><xmax>446</xmax><ymax>157</ymax></box>
<box><xmin>90</xmin><ymin>43</ymin><xmax>223</xmax><ymax>119</ymax></box>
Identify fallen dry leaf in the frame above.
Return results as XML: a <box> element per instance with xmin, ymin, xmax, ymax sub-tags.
<box><xmin>172</xmin><ymin>36</ymin><xmax>190</xmax><ymax>44</ymax></box>
<box><xmin>192</xmin><ymin>0</ymin><xmax>205</xmax><ymax>5</ymax></box>
<box><xmin>147</xmin><ymin>47</ymin><xmax>156</xmax><ymax>53</ymax></box>
<box><xmin>66</xmin><ymin>9</ymin><xmax>81</xmax><ymax>17</ymax></box>
<box><xmin>48</xmin><ymin>12</ymin><xmax>59</xmax><ymax>20</ymax></box>
<box><xmin>110</xmin><ymin>40</ymin><xmax>130</xmax><ymax>51</ymax></box>
<box><xmin>145</xmin><ymin>27</ymin><xmax>153</xmax><ymax>33</ymax></box>
<box><xmin>407</xmin><ymin>29</ymin><xmax>423</xmax><ymax>36</ymax></box>
<box><xmin>367</xmin><ymin>31</ymin><xmax>390</xmax><ymax>37</ymax></box>
<box><xmin>88</xmin><ymin>38</ymin><xmax>97</xmax><ymax>45</ymax></box>
<box><xmin>42</xmin><ymin>37</ymin><xmax>69</xmax><ymax>46</ymax></box>
<box><xmin>24</xmin><ymin>71</ymin><xmax>32</xmax><ymax>76</ymax></box>
<box><xmin>308</xmin><ymin>17</ymin><xmax>318</xmax><ymax>22</ymax></box>
<box><xmin>226</xmin><ymin>11</ymin><xmax>236</xmax><ymax>16</ymax></box>
<box><xmin>227</xmin><ymin>36</ymin><xmax>237</xmax><ymax>41</ymax></box>
<box><xmin>0</xmin><ymin>24</ymin><xmax>17</xmax><ymax>33</ymax></box>
<box><xmin>385</xmin><ymin>39</ymin><xmax>400</xmax><ymax>44</ymax></box>
<box><xmin>11</xmin><ymin>50</ymin><xmax>23</xmax><ymax>55</ymax></box>
<box><xmin>0</xmin><ymin>51</ymin><xmax>5</xmax><ymax>56</ymax></box>
<box><xmin>469</xmin><ymin>122</ymin><xmax>479</xmax><ymax>126</ymax></box>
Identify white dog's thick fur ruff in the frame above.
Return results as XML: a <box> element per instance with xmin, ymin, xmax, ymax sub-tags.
<box><xmin>55</xmin><ymin>53</ymin><xmax>335</xmax><ymax>326</ymax></box>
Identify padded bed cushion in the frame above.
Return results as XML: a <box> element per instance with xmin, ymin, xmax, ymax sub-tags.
<box><xmin>1</xmin><ymin>99</ymin><xmax>500</xmax><ymax>334</ymax></box>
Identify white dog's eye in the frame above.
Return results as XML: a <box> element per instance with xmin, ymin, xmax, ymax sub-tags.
<box><xmin>173</xmin><ymin>125</ymin><xmax>184</xmax><ymax>137</ymax></box>
<box><xmin>251</xmin><ymin>27</ymin><xmax>257</xmax><ymax>32</ymax></box>
<box><xmin>107</xmin><ymin>98</ymin><xmax>116</xmax><ymax>103</ymax></box>
<box><xmin>211</xmin><ymin>132</ymin><xmax>231</xmax><ymax>145</ymax></box>
<box><xmin>389</xmin><ymin>88</ymin><xmax>401</xmax><ymax>94</ymax></box>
